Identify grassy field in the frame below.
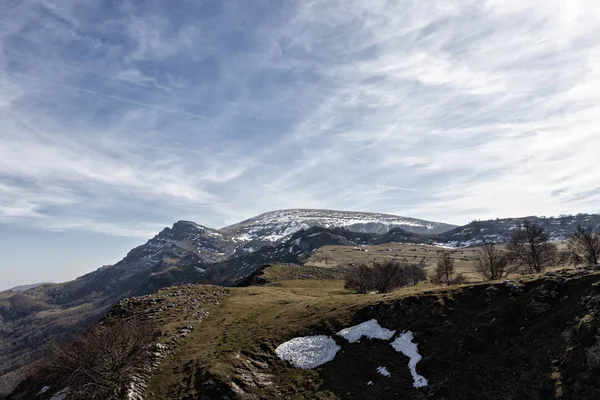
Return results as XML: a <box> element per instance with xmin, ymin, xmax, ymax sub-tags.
<box><xmin>144</xmin><ymin>258</ymin><xmax>594</xmax><ymax>400</ymax></box>
<box><xmin>305</xmin><ymin>242</ymin><xmax>572</xmax><ymax>282</ymax></box>
<box><xmin>146</xmin><ymin>273</ymin><xmax>445</xmax><ymax>399</ymax></box>
<box><xmin>142</xmin><ymin>263</ymin><xmax>600</xmax><ymax>399</ymax></box>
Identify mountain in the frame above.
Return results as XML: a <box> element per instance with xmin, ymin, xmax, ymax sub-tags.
<box><xmin>42</xmin><ymin>210</ymin><xmax>452</xmax><ymax>303</ymax></box>
<box><xmin>222</xmin><ymin>209</ymin><xmax>456</xmax><ymax>242</ymax></box>
<box><xmin>3</xmin><ymin>209</ymin><xmax>600</xmax><ymax>397</ymax></box>
<box><xmin>438</xmin><ymin>213</ymin><xmax>600</xmax><ymax>247</ymax></box>
<box><xmin>0</xmin><ymin>209</ymin><xmax>450</xmax><ymax>396</ymax></box>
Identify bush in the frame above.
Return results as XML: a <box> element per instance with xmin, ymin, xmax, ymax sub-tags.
<box><xmin>42</xmin><ymin>319</ymin><xmax>159</xmax><ymax>400</ymax></box>
<box><xmin>432</xmin><ymin>251</ymin><xmax>455</xmax><ymax>286</ymax></box>
<box><xmin>344</xmin><ymin>261</ymin><xmax>426</xmax><ymax>294</ymax></box>
<box><xmin>404</xmin><ymin>263</ymin><xmax>427</xmax><ymax>286</ymax></box>
<box><xmin>473</xmin><ymin>243</ymin><xmax>513</xmax><ymax>281</ymax></box>
<box><xmin>344</xmin><ymin>264</ymin><xmax>373</xmax><ymax>294</ymax></box>
<box><xmin>568</xmin><ymin>226</ymin><xmax>600</xmax><ymax>266</ymax></box>
<box><xmin>507</xmin><ymin>220</ymin><xmax>557</xmax><ymax>274</ymax></box>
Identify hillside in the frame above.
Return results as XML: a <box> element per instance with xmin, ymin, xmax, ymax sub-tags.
<box><xmin>2</xmin><ymin>210</ymin><xmax>600</xmax><ymax>396</ymax></box>
<box><xmin>0</xmin><ymin>208</ymin><xmax>447</xmax><ymax>396</ymax></box>
<box><xmin>10</xmin><ymin>265</ymin><xmax>600</xmax><ymax>399</ymax></box>
<box><xmin>439</xmin><ymin>213</ymin><xmax>600</xmax><ymax>247</ymax></box>
<box><xmin>1</xmin><ymin>283</ymin><xmax>53</xmax><ymax>293</ymax></box>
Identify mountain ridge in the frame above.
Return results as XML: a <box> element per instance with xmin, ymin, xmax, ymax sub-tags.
<box><xmin>3</xmin><ymin>209</ymin><xmax>600</xmax><ymax>397</ymax></box>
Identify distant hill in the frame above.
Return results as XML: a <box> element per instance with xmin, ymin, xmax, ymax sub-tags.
<box><xmin>1</xmin><ymin>283</ymin><xmax>53</xmax><ymax>293</ymax></box>
<box><xmin>438</xmin><ymin>213</ymin><xmax>600</xmax><ymax>247</ymax></box>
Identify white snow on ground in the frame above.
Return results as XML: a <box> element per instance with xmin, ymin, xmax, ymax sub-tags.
<box><xmin>275</xmin><ymin>335</ymin><xmax>340</xmax><ymax>369</ymax></box>
<box><xmin>367</xmin><ymin>381</ymin><xmax>374</xmax><ymax>386</ymax></box>
<box><xmin>49</xmin><ymin>387</ymin><xmax>70</xmax><ymax>400</ymax></box>
<box><xmin>390</xmin><ymin>332</ymin><xmax>428</xmax><ymax>388</ymax></box>
<box><xmin>377</xmin><ymin>366</ymin><xmax>391</xmax><ymax>377</ymax></box>
<box><xmin>37</xmin><ymin>386</ymin><xmax>50</xmax><ymax>395</ymax></box>
<box><xmin>337</xmin><ymin>319</ymin><xmax>396</xmax><ymax>343</ymax></box>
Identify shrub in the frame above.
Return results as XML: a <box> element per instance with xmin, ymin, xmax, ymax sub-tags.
<box><xmin>568</xmin><ymin>226</ymin><xmax>600</xmax><ymax>267</ymax></box>
<box><xmin>507</xmin><ymin>220</ymin><xmax>557</xmax><ymax>274</ymax></box>
<box><xmin>345</xmin><ymin>261</ymin><xmax>426</xmax><ymax>294</ymax></box>
<box><xmin>432</xmin><ymin>251</ymin><xmax>455</xmax><ymax>286</ymax></box>
<box><xmin>473</xmin><ymin>243</ymin><xmax>513</xmax><ymax>281</ymax></box>
<box><xmin>42</xmin><ymin>319</ymin><xmax>159</xmax><ymax>400</ymax></box>
<box><xmin>344</xmin><ymin>264</ymin><xmax>373</xmax><ymax>294</ymax></box>
<box><xmin>404</xmin><ymin>263</ymin><xmax>427</xmax><ymax>286</ymax></box>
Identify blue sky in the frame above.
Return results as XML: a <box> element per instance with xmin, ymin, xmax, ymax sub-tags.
<box><xmin>2</xmin><ymin>0</ymin><xmax>600</xmax><ymax>289</ymax></box>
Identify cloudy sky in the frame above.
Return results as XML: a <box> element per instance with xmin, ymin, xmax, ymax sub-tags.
<box><xmin>2</xmin><ymin>0</ymin><xmax>600</xmax><ymax>288</ymax></box>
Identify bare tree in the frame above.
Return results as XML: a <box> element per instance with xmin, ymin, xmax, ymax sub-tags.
<box><xmin>433</xmin><ymin>251</ymin><xmax>455</xmax><ymax>286</ymax></box>
<box><xmin>473</xmin><ymin>242</ymin><xmax>512</xmax><ymax>281</ymax></box>
<box><xmin>43</xmin><ymin>319</ymin><xmax>159</xmax><ymax>400</ymax></box>
<box><xmin>507</xmin><ymin>220</ymin><xmax>557</xmax><ymax>274</ymax></box>
<box><xmin>404</xmin><ymin>262</ymin><xmax>427</xmax><ymax>286</ymax></box>
<box><xmin>372</xmin><ymin>261</ymin><xmax>405</xmax><ymax>293</ymax></box>
<box><xmin>568</xmin><ymin>226</ymin><xmax>600</xmax><ymax>266</ymax></box>
<box><xmin>344</xmin><ymin>264</ymin><xmax>373</xmax><ymax>294</ymax></box>
<box><xmin>345</xmin><ymin>261</ymin><xmax>426</xmax><ymax>294</ymax></box>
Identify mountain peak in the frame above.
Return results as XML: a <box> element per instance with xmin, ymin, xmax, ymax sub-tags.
<box><xmin>171</xmin><ymin>220</ymin><xmax>209</xmax><ymax>232</ymax></box>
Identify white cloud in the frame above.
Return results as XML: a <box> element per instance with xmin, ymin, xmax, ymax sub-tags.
<box><xmin>1</xmin><ymin>0</ymin><xmax>600</xmax><ymax>237</ymax></box>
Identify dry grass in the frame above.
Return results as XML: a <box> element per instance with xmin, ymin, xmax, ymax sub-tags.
<box><xmin>305</xmin><ymin>242</ymin><xmax>574</xmax><ymax>283</ymax></box>
<box><xmin>306</xmin><ymin>243</ymin><xmax>484</xmax><ymax>282</ymax></box>
<box><xmin>145</xmin><ymin>275</ymin><xmax>448</xmax><ymax>399</ymax></box>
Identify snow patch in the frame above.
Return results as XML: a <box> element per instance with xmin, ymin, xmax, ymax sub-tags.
<box><xmin>367</xmin><ymin>381</ymin><xmax>374</xmax><ymax>386</ymax></box>
<box><xmin>390</xmin><ymin>332</ymin><xmax>428</xmax><ymax>388</ymax></box>
<box><xmin>49</xmin><ymin>387</ymin><xmax>70</xmax><ymax>400</ymax></box>
<box><xmin>275</xmin><ymin>335</ymin><xmax>340</xmax><ymax>369</ymax></box>
<box><xmin>377</xmin><ymin>366</ymin><xmax>391</xmax><ymax>377</ymax></box>
<box><xmin>37</xmin><ymin>386</ymin><xmax>50</xmax><ymax>395</ymax></box>
<box><xmin>337</xmin><ymin>319</ymin><xmax>396</xmax><ymax>343</ymax></box>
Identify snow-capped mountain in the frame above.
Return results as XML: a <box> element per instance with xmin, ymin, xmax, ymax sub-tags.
<box><xmin>221</xmin><ymin>209</ymin><xmax>456</xmax><ymax>244</ymax></box>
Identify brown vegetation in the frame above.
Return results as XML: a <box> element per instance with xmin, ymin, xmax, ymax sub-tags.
<box><xmin>473</xmin><ymin>243</ymin><xmax>513</xmax><ymax>281</ymax></box>
<box><xmin>344</xmin><ymin>260</ymin><xmax>426</xmax><ymax>293</ymax></box>
<box><xmin>432</xmin><ymin>250</ymin><xmax>465</xmax><ymax>285</ymax></box>
<box><xmin>40</xmin><ymin>319</ymin><xmax>158</xmax><ymax>400</ymax></box>
<box><xmin>507</xmin><ymin>220</ymin><xmax>557</xmax><ymax>274</ymax></box>
<box><xmin>568</xmin><ymin>226</ymin><xmax>600</xmax><ymax>266</ymax></box>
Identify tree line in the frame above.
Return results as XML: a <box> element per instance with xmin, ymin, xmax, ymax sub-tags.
<box><xmin>465</xmin><ymin>222</ymin><xmax>600</xmax><ymax>283</ymax></box>
<box><xmin>345</xmin><ymin>222</ymin><xmax>600</xmax><ymax>292</ymax></box>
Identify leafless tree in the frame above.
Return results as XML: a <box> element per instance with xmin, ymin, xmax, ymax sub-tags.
<box><xmin>344</xmin><ymin>264</ymin><xmax>373</xmax><ymax>294</ymax></box>
<box><xmin>473</xmin><ymin>242</ymin><xmax>513</xmax><ymax>281</ymax></box>
<box><xmin>43</xmin><ymin>319</ymin><xmax>159</xmax><ymax>400</ymax></box>
<box><xmin>345</xmin><ymin>261</ymin><xmax>426</xmax><ymax>294</ymax></box>
<box><xmin>507</xmin><ymin>220</ymin><xmax>557</xmax><ymax>274</ymax></box>
<box><xmin>372</xmin><ymin>261</ymin><xmax>405</xmax><ymax>293</ymax></box>
<box><xmin>404</xmin><ymin>262</ymin><xmax>427</xmax><ymax>286</ymax></box>
<box><xmin>433</xmin><ymin>251</ymin><xmax>455</xmax><ymax>286</ymax></box>
<box><xmin>568</xmin><ymin>226</ymin><xmax>600</xmax><ymax>266</ymax></box>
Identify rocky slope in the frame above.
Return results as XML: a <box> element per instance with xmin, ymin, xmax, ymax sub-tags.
<box><xmin>222</xmin><ymin>209</ymin><xmax>456</xmax><ymax>242</ymax></box>
<box><xmin>9</xmin><ymin>266</ymin><xmax>600</xmax><ymax>399</ymax></box>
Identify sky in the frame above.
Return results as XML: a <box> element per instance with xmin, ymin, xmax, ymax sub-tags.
<box><xmin>2</xmin><ymin>0</ymin><xmax>600</xmax><ymax>289</ymax></box>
